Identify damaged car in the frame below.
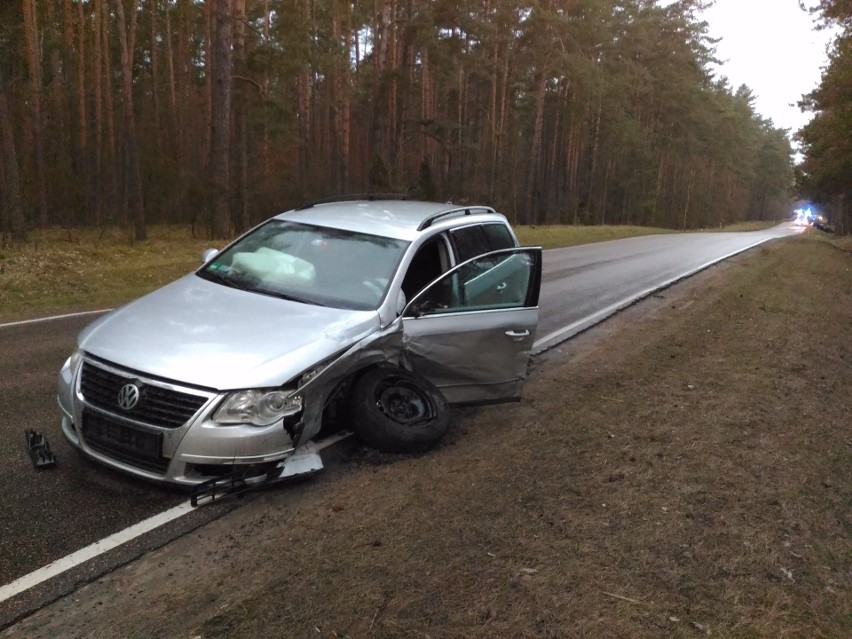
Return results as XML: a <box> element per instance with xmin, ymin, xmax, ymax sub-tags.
<box><xmin>57</xmin><ymin>198</ymin><xmax>542</xmax><ymax>487</ymax></box>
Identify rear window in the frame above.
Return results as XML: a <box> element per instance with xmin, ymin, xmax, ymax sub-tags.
<box><xmin>450</xmin><ymin>223</ymin><xmax>516</xmax><ymax>262</ymax></box>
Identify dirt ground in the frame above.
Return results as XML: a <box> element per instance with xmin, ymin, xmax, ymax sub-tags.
<box><xmin>2</xmin><ymin>234</ymin><xmax>849</xmax><ymax>639</ymax></box>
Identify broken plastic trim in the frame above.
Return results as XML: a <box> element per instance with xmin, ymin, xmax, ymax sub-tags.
<box><xmin>25</xmin><ymin>429</ymin><xmax>57</xmax><ymax>470</ymax></box>
<box><xmin>190</xmin><ymin>466</ymin><xmax>279</xmax><ymax>507</ymax></box>
<box><xmin>190</xmin><ymin>441</ymin><xmax>325</xmax><ymax>506</ymax></box>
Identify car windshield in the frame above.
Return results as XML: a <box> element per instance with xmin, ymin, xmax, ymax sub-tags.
<box><xmin>198</xmin><ymin>220</ymin><xmax>409</xmax><ymax>310</ymax></box>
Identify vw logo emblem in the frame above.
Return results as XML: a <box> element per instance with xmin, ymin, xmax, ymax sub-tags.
<box><xmin>117</xmin><ymin>383</ymin><xmax>141</xmax><ymax>411</ymax></box>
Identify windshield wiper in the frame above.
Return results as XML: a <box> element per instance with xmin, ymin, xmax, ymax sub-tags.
<box><xmin>253</xmin><ymin>286</ymin><xmax>329</xmax><ymax>307</ymax></box>
<box><xmin>199</xmin><ymin>271</ymin><xmax>330</xmax><ymax>306</ymax></box>
<box><xmin>197</xmin><ymin>269</ymin><xmax>250</xmax><ymax>291</ymax></box>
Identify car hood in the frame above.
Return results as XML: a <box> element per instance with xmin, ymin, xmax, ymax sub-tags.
<box><xmin>78</xmin><ymin>274</ymin><xmax>381</xmax><ymax>390</ymax></box>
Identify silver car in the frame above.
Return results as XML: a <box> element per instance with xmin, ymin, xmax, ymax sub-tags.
<box><xmin>57</xmin><ymin>199</ymin><xmax>542</xmax><ymax>486</ymax></box>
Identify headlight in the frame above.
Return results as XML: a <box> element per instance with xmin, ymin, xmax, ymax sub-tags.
<box><xmin>213</xmin><ymin>389</ymin><xmax>303</xmax><ymax>426</ymax></box>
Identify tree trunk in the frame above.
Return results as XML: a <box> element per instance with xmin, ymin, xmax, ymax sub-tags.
<box><xmin>261</xmin><ymin>0</ymin><xmax>270</xmax><ymax>185</ymax></box>
<box><xmin>492</xmin><ymin>52</ymin><xmax>510</xmax><ymax>204</ymax></box>
<box><xmin>682</xmin><ymin>169</ymin><xmax>695</xmax><ymax>230</ymax></box>
<box><xmin>295</xmin><ymin>0</ymin><xmax>311</xmax><ymax>188</ymax></box>
<box><xmin>103</xmin><ymin>0</ymin><xmax>118</xmax><ymax>218</ymax></box>
<box><xmin>232</xmin><ymin>0</ymin><xmax>249</xmax><ymax>231</ymax></box>
<box><xmin>0</xmin><ymin>88</ymin><xmax>28</xmax><ymax>241</ymax></box>
<box><xmin>150</xmin><ymin>0</ymin><xmax>162</xmax><ymax>145</ymax></box>
<box><xmin>204</xmin><ymin>0</ymin><xmax>213</xmax><ymax>164</ymax></box>
<box><xmin>331</xmin><ymin>0</ymin><xmax>351</xmax><ymax>193</ymax></box>
<box><xmin>93</xmin><ymin>0</ymin><xmax>104</xmax><ymax>226</ymax></box>
<box><xmin>525</xmin><ymin>66</ymin><xmax>548</xmax><ymax>224</ymax></box>
<box><xmin>22</xmin><ymin>0</ymin><xmax>48</xmax><ymax>226</ymax></box>
<box><xmin>76</xmin><ymin>0</ymin><xmax>90</xmax><ymax>223</ymax></box>
<box><xmin>164</xmin><ymin>0</ymin><xmax>178</xmax><ymax>123</ymax></box>
<box><xmin>62</xmin><ymin>0</ymin><xmax>81</xmax><ymax>224</ymax></box>
<box><xmin>209</xmin><ymin>0</ymin><xmax>233</xmax><ymax>238</ymax></box>
<box><xmin>586</xmin><ymin>89</ymin><xmax>603</xmax><ymax>223</ymax></box>
<box><xmin>115</xmin><ymin>0</ymin><xmax>147</xmax><ymax>241</ymax></box>
<box><xmin>341</xmin><ymin>6</ymin><xmax>351</xmax><ymax>192</ymax></box>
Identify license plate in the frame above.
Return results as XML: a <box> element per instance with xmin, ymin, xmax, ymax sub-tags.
<box><xmin>83</xmin><ymin>413</ymin><xmax>162</xmax><ymax>461</ymax></box>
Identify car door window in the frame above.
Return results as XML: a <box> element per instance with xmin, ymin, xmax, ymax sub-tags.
<box><xmin>482</xmin><ymin>223</ymin><xmax>515</xmax><ymax>251</ymax></box>
<box><xmin>450</xmin><ymin>223</ymin><xmax>516</xmax><ymax>262</ymax></box>
<box><xmin>400</xmin><ymin>236</ymin><xmax>451</xmax><ymax>301</ymax></box>
<box><xmin>406</xmin><ymin>248</ymin><xmax>540</xmax><ymax>316</ymax></box>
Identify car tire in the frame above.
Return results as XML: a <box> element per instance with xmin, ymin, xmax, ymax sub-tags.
<box><xmin>350</xmin><ymin>368</ymin><xmax>450</xmax><ymax>453</ymax></box>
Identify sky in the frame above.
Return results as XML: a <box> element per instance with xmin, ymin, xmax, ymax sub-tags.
<box><xmin>698</xmin><ymin>0</ymin><xmax>837</xmax><ymax>136</ymax></box>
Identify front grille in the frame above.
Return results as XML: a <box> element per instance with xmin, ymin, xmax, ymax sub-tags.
<box><xmin>82</xmin><ymin>411</ymin><xmax>169</xmax><ymax>474</ymax></box>
<box><xmin>80</xmin><ymin>361</ymin><xmax>209</xmax><ymax>428</ymax></box>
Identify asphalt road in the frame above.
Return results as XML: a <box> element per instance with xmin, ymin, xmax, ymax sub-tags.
<box><xmin>535</xmin><ymin>224</ymin><xmax>800</xmax><ymax>349</ymax></box>
<box><xmin>0</xmin><ymin>316</ymin><xmax>185</xmax><ymax>587</ymax></box>
<box><xmin>0</xmin><ymin>223</ymin><xmax>800</xmax><ymax>588</ymax></box>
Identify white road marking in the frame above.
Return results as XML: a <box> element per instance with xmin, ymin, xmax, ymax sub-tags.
<box><xmin>0</xmin><ymin>501</ymin><xmax>193</xmax><ymax>605</ymax></box>
<box><xmin>0</xmin><ymin>309</ymin><xmax>112</xmax><ymax>330</ymax></box>
<box><xmin>0</xmin><ymin>436</ymin><xmax>349</xmax><ymax>605</ymax></box>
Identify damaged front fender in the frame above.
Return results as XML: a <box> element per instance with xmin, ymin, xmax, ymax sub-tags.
<box><xmin>292</xmin><ymin>319</ymin><xmax>407</xmax><ymax>445</ymax></box>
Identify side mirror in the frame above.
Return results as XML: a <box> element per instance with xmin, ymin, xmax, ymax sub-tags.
<box><xmin>200</xmin><ymin>248</ymin><xmax>219</xmax><ymax>264</ymax></box>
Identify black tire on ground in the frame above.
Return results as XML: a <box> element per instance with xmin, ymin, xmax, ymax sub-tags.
<box><xmin>350</xmin><ymin>368</ymin><xmax>450</xmax><ymax>453</ymax></box>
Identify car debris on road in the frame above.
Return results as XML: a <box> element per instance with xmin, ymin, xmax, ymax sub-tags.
<box><xmin>25</xmin><ymin>429</ymin><xmax>57</xmax><ymax>469</ymax></box>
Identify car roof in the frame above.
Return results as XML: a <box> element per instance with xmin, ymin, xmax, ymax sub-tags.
<box><xmin>276</xmin><ymin>199</ymin><xmax>508</xmax><ymax>241</ymax></box>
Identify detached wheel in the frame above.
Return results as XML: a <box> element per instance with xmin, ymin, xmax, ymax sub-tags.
<box><xmin>350</xmin><ymin>368</ymin><xmax>450</xmax><ymax>453</ymax></box>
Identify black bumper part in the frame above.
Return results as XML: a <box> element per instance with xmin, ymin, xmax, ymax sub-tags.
<box><xmin>25</xmin><ymin>429</ymin><xmax>57</xmax><ymax>469</ymax></box>
<box><xmin>190</xmin><ymin>465</ymin><xmax>281</xmax><ymax>507</ymax></box>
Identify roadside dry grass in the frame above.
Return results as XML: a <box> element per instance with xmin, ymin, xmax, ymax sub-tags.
<box><xmin>4</xmin><ymin>234</ymin><xmax>847</xmax><ymax>639</ymax></box>
<box><xmin>829</xmin><ymin>233</ymin><xmax>852</xmax><ymax>253</ymax></box>
<box><xmin>702</xmin><ymin>220</ymin><xmax>778</xmax><ymax>232</ymax></box>
<box><xmin>514</xmin><ymin>224</ymin><xmax>676</xmax><ymax>249</ymax></box>
<box><xmin>0</xmin><ymin>226</ymin><xmax>219</xmax><ymax>322</ymax></box>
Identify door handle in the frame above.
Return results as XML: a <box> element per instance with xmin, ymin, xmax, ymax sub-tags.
<box><xmin>496</xmin><ymin>282</ymin><xmax>507</xmax><ymax>291</ymax></box>
<box><xmin>505</xmin><ymin>329</ymin><xmax>530</xmax><ymax>340</ymax></box>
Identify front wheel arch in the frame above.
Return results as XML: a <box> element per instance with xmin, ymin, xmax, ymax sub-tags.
<box><xmin>348</xmin><ymin>367</ymin><xmax>450</xmax><ymax>453</ymax></box>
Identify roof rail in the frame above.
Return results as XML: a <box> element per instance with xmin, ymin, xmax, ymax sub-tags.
<box><xmin>417</xmin><ymin>206</ymin><xmax>497</xmax><ymax>231</ymax></box>
<box><xmin>296</xmin><ymin>193</ymin><xmax>412</xmax><ymax>211</ymax></box>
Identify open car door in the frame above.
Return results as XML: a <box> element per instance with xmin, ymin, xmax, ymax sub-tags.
<box><xmin>401</xmin><ymin>247</ymin><xmax>542</xmax><ymax>404</ymax></box>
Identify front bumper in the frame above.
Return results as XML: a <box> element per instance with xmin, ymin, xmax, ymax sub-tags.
<box><xmin>58</xmin><ymin>355</ymin><xmax>298</xmax><ymax>486</ymax></box>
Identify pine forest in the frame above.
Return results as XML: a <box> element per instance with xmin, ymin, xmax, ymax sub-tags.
<box><xmin>0</xmin><ymin>1</ymin><xmax>844</xmax><ymax>241</ymax></box>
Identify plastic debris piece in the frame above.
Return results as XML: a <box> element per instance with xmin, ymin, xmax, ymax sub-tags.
<box><xmin>191</xmin><ymin>472</ymin><xmax>250</xmax><ymax>507</ymax></box>
<box><xmin>191</xmin><ymin>443</ymin><xmax>324</xmax><ymax>506</ymax></box>
<box><xmin>25</xmin><ymin>429</ymin><xmax>57</xmax><ymax>470</ymax></box>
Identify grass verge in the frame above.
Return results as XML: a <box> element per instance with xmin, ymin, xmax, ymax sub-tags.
<box><xmin>0</xmin><ymin>226</ymin><xmax>218</xmax><ymax>322</ymax></box>
<box><xmin>513</xmin><ymin>224</ymin><xmax>676</xmax><ymax>249</ymax></box>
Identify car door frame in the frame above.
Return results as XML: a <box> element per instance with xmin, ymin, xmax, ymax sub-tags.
<box><xmin>399</xmin><ymin>246</ymin><xmax>542</xmax><ymax>405</ymax></box>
